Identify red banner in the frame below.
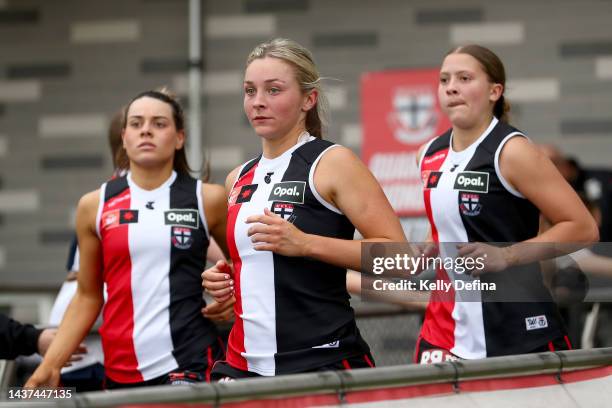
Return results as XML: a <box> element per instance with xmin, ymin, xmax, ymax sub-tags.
<box><xmin>361</xmin><ymin>68</ymin><xmax>450</xmax><ymax>217</ymax></box>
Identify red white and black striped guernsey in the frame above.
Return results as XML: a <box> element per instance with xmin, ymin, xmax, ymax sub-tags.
<box><xmin>225</xmin><ymin>134</ymin><xmax>371</xmax><ymax>376</ymax></box>
<box><xmin>419</xmin><ymin>117</ymin><xmax>566</xmax><ymax>358</ymax></box>
<box><xmin>95</xmin><ymin>171</ymin><xmax>218</xmax><ymax>383</ymax></box>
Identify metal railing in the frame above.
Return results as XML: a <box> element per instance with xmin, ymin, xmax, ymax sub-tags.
<box><xmin>1</xmin><ymin>347</ymin><xmax>610</xmax><ymax>407</ymax></box>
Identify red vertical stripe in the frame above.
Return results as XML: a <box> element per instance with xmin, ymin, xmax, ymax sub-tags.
<box><xmin>99</xmin><ymin>189</ymin><xmax>143</xmax><ymax>383</ymax></box>
<box><xmin>419</xmin><ymin>148</ymin><xmax>456</xmax><ymax>352</ymax></box>
<box><xmin>363</xmin><ymin>354</ymin><xmax>374</xmax><ymax>368</ymax></box>
<box><xmin>225</xmin><ymin>164</ymin><xmax>258</xmax><ymax>372</ymax></box>
<box><xmin>564</xmin><ymin>335</ymin><xmax>572</xmax><ymax>350</ymax></box>
<box><xmin>205</xmin><ymin>346</ymin><xmax>213</xmax><ymax>382</ymax></box>
<box><xmin>342</xmin><ymin>359</ymin><xmax>351</xmax><ymax>370</ymax></box>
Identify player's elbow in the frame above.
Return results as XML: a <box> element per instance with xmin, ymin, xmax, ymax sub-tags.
<box><xmin>578</xmin><ymin>216</ymin><xmax>600</xmax><ymax>244</ymax></box>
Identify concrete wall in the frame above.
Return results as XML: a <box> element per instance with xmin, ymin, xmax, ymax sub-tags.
<box><xmin>1</xmin><ymin>0</ymin><xmax>611</xmax><ymax>285</ymax></box>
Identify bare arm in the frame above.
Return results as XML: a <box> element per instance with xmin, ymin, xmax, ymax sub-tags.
<box><xmin>26</xmin><ymin>191</ymin><xmax>104</xmax><ymax>387</ymax></box>
<box><xmin>201</xmin><ymin>171</ymin><xmax>238</xmax><ymax>306</ymax></box>
<box><xmin>459</xmin><ymin>137</ymin><xmax>599</xmax><ymax>274</ymax></box>
<box><xmin>202</xmin><ymin>183</ymin><xmax>229</xmax><ymax>259</ymax></box>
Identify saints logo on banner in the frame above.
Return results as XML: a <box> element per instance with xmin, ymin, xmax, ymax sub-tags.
<box><xmin>388</xmin><ymin>87</ymin><xmax>439</xmax><ymax>145</ymax></box>
<box><xmin>361</xmin><ymin>69</ymin><xmax>450</xmax><ymax>216</ymax></box>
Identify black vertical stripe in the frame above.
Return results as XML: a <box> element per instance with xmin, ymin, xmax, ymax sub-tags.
<box><xmin>168</xmin><ymin>173</ymin><xmax>217</xmax><ymax>371</ymax></box>
<box><xmin>458</xmin><ymin>122</ymin><xmax>565</xmax><ymax>356</ymax></box>
<box><xmin>272</xmin><ymin>139</ymin><xmax>370</xmax><ymax>374</ymax></box>
<box><xmin>104</xmin><ymin>176</ymin><xmax>129</xmax><ymax>201</ymax></box>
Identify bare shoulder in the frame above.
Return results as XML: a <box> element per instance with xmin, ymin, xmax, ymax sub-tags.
<box><xmin>499</xmin><ymin>135</ymin><xmax>541</xmax><ymax>167</ymax></box>
<box><xmin>76</xmin><ymin>189</ymin><xmax>100</xmax><ymax>230</ymax></box>
<box><xmin>225</xmin><ymin>165</ymin><xmax>243</xmax><ymax>191</ymax></box>
<box><xmin>416</xmin><ymin>143</ymin><xmax>428</xmax><ymax>166</ymax></box>
<box><xmin>77</xmin><ymin>189</ymin><xmax>100</xmax><ymax>213</ymax></box>
<box><xmin>202</xmin><ymin>183</ymin><xmax>227</xmax><ymax>204</ymax></box>
<box><xmin>317</xmin><ymin>145</ymin><xmax>362</xmax><ymax>171</ymax></box>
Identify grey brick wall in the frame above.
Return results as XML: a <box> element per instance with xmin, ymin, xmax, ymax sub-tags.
<box><xmin>0</xmin><ymin>0</ymin><xmax>610</xmax><ymax>285</ymax></box>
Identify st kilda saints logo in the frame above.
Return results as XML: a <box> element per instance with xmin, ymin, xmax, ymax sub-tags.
<box><xmin>165</xmin><ymin>210</ymin><xmax>199</xmax><ymax>249</ymax></box>
<box><xmin>268</xmin><ymin>181</ymin><xmax>306</xmax><ymax>204</ymax></box>
<box><xmin>271</xmin><ymin>202</ymin><xmax>296</xmax><ymax>223</ymax></box>
<box><xmin>164</xmin><ymin>209</ymin><xmax>199</xmax><ymax>229</ymax></box>
<box><xmin>171</xmin><ymin>227</ymin><xmax>193</xmax><ymax>250</ymax></box>
<box><xmin>459</xmin><ymin>192</ymin><xmax>482</xmax><ymax>216</ymax></box>
<box><xmin>453</xmin><ymin>171</ymin><xmax>489</xmax><ymax>193</ymax></box>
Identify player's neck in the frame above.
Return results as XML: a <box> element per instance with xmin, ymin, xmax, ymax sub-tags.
<box><xmin>129</xmin><ymin>163</ymin><xmax>174</xmax><ymax>191</ymax></box>
<box><xmin>452</xmin><ymin>115</ymin><xmax>493</xmax><ymax>152</ymax></box>
<box><xmin>261</xmin><ymin>126</ymin><xmax>307</xmax><ymax>159</ymax></box>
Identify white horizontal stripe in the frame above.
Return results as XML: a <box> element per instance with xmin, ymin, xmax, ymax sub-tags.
<box><xmin>327</xmin><ymin>86</ymin><xmax>347</xmax><ymax>110</ymax></box>
<box><xmin>595</xmin><ymin>57</ymin><xmax>612</xmax><ymax>79</ymax></box>
<box><xmin>172</xmin><ymin>71</ymin><xmax>243</xmax><ymax>95</ymax></box>
<box><xmin>71</xmin><ymin>20</ymin><xmax>140</xmax><ymax>43</ymax></box>
<box><xmin>506</xmin><ymin>79</ymin><xmax>560</xmax><ymax>102</ymax></box>
<box><xmin>39</xmin><ymin>114</ymin><xmax>108</xmax><ymax>137</ymax></box>
<box><xmin>0</xmin><ymin>136</ymin><xmax>7</xmax><ymax>157</ymax></box>
<box><xmin>208</xmin><ymin>146</ymin><xmax>244</xmax><ymax>170</ymax></box>
<box><xmin>0</xmin><ymin>190</ymin><xmax>39</xmax><ymax>212</ymax></box>
<box><xmin>451</xmin><ymin>22</ymin><xmax>524</xmax><ymax>45</ymax></box>
<box><xmin>0</xmin><ymin>246</ymin><xmax>5</xmax><ymax>269</ymax></box>
<box><xmin>0</xmin><ymin>80</ymin><xmax>41</xmax><ymax>102</ymax></box>
<box><xmin>341</xmin><ymin>123</ymin><xmax>362</xmax><ymax>148</ymax></box>
<box><xmin>206</xmin><ymin>15</ymin><xmax>276</xmax><ymax>38</ymax></box>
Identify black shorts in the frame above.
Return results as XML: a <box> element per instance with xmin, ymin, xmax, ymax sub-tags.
<box><xmin>211</xmin><ymin>353</ymin><xmax>375</xmax><ymax>381</ymax></box>
<box><xmin>414</xmin><ymin>335</ymin><xmax>572</xmax><ymax>365</ymax></box>
<box><xmin>104</xmin><ymin>337</ymin><xmax>226</xmax><ymax>389</ymax></box>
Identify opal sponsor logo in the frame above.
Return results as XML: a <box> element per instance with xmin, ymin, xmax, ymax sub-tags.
<box><xmin>164</xmin><ymin>209</ymin><xmax>199</xmax><ymax>229</ymax></box>
<box><xmin>268</xmin><ymin>181</ymin><xmax>306</xmax><ymax>204</ymax></box>
<box><xmin>454</xmin><ymin>171</ymin><xmax>489</xmax><ymax>193</ymax></box>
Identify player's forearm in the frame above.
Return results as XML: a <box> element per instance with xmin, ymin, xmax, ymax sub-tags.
<box><xmin>39</xmin><ymin>292</ymin><xmax>102</xmax><ymax>369</ymax></box>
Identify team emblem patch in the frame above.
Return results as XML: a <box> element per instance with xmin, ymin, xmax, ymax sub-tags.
<box><xmin>460</xmin><ymin>193</ymin><xmax>482</xmax><ymax>216</ymax></box>
<box><xmin>103</xmin><ymin>209</ymin><xmax>139</xmax><ymax>230</ymax></box>
<box><xmin>120</xmin><ymin>209</ymin><xmax>139</xmax><ymax>224</ymax></box>
<box><xmin>171</xmin><ymin>227</ymin><xmax>193</xmax><ymax>250</ymax></box>
<box><xmin>164</xmin><ymin>209</ymin><xmax>199</xmax><ymax>229</ymax></box>
<box><xmin>454</xmin><ymin>171</ymin><xmax>489</xmax><ymax>193</ymax></box>
<box><xmin>425</xmin><ymin>171</ymin><xmax>442</xmax><ymax>189</ymax></box>
<box><xmin>229</xmin><ymin>184</ymin><xmax>258</xmax><ymax>205</ymax></box>
<box><xmin>272</xmin><ymin>202</ymin><xmax>296</xmax><ymax>222</ymax></box>
<box><xmin>268</xmin><ymin>181</ymin><xmax>305</xmax><ymax>204</ymax></box>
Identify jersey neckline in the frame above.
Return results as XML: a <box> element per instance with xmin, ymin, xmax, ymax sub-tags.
<box><xmin>126</xmin><ymin>170</ymin><xmax>177</xmax><ymax>196</ymax></box>
<box><xmin>259</xmin><ymin>131</ymin><xmax>314</xmax><ymax>166</ymax></box>
<box><xmin>448</xmin><ymin>116</ymin><xmax>499</xmax><ymax>161</ymax></box>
